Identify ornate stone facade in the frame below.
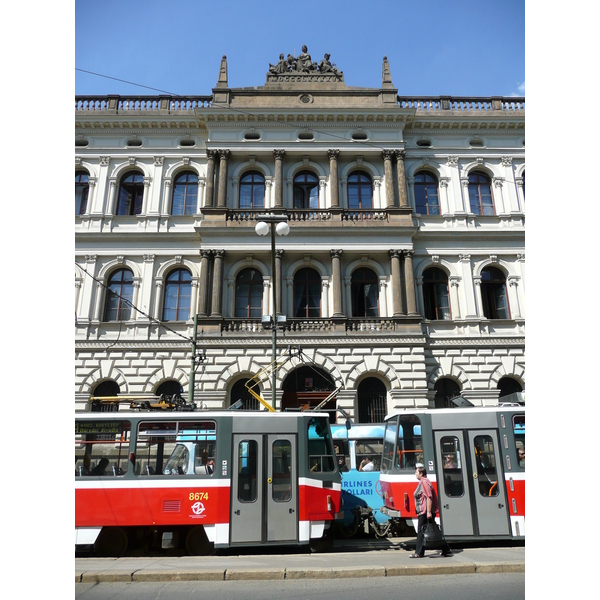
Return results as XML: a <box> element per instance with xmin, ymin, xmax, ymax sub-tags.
<box><xmin>75</xmin><ymin>53</ymin><xmax>525</xmax><ymax>417</ymax></box>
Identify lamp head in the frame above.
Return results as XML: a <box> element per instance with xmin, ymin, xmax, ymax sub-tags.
<box><xmin>276</xmin><ymin>221</ymin><xmax>290</xmax><ymax>236</ymax></box>
<box><xmin>254</xmin><ymin>221</ymin><xmax>269</xmax><ymax>236</ymax></box>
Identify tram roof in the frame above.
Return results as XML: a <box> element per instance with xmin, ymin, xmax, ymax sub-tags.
<box><xmin>385</xmin><ymin>404</ymin><xmax>524</xmax><ymax>421</ymax></box>
<box><xmin>75</xmin><ymin>410</ymin><xmax>332</xmax><ymax>420</ymax></box>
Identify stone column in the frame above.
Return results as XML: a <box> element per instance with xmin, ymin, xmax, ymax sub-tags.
<box><xmin>330</xmin><ymin>250</ymin><xmax>343</xmax><ymax>316</ymax></box>
<box><xmin>328</xmin><ymin>149</ymin><xmax>340</xmax><ymax>209</ymax></box>
<box><xmin>395</xmin><ymin>150</ymin><xmax>409</xmax><ymax>208</ymax></box>
<box><xmin>210</xmin><ymin>250</ymin><xmax>225</xmax><ymax>317</ymax></box>
<box><xmin>198</xmin><ymin>250</ymin><xmax>211</xmax><ymax>316</ymax></box>
<box><xmin>275</xmin><ymin>249</ymin><xmax>284</xmax><ymax>315</ymax></box>
<box><xmin>403</xmin><ymin>250</ymin><xmax>418</xmax><ymax>315</ymax></box>
<box><xmin>204</xmin><ymin>150</ymin><xmax>217</xmax><ymax>208</ymax></box>
<box><xmin>382</xmin><ymin>150</ymin><xmax>396</xmax><ymax>208</ymax></box>
<box><xmin>216</xmin><ymin>150</ymin><xmax>230</xmax><ymax>208</ymax></box>
<box><xmin>273</xmin><ymin>150</ymin><xmax>286</xmax><ymax>209</ymax></box>
<box><xmin>449</xmin><ymin>276</ymin><xmax>461</xmax><ymax>320</ymax></box>
<box><xmin>389</xmin><ymin>250</ymin><xmax>403</xmax><ymax>315</ymax></box>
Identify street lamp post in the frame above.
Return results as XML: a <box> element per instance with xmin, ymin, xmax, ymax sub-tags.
<box><xmin>255</xmin><ymin>214</ymin><xmax>290</xmax><ymax>410</ymax></box>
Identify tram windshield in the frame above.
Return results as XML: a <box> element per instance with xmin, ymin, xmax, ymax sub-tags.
<box><xmin>513</xmin><ymin>414</ymin><xmax>525</xmax><ymax>469</ymax></box>
<box><xmin>308</xmin><ymin>417</ymin><xmax>336</xmax><ymax>472</ymax></box>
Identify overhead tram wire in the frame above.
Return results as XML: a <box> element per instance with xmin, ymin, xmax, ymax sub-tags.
<box><xmin>77</xmin><ymin>263</ymin><xmax>195</xmax><ymax>346</ymax></box>
<box><xmin>75</xmin><ymin>67</ymin><xmax>402</xmax><ymax>153</ymax></box>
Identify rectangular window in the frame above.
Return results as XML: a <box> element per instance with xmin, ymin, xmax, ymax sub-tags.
<box><xmin>355</xmin><ymin>440</ymin><xmax>383</xmax><ymax>471</ymax></box>
<box><xmin>237</xmin><ymin>440</ymin><xmax>258</xmax><ymax>502</ymax></box>
<box><xmin>513</xmin><ymin>414</ymin><xmax>525</xmax><ymax>470</ymax></box>
<box><xmin>473</xmin><ymin>434</ymin><xmax>499</xmax><ymax>496</ymax></box>
<box><xmin>272</xmin><ymin>440</ymin><xmax>292</xmax><ymax>502</ymax></box>
<box><xmin>135</xmin><ymin>420</ymin><xmax>216</xmax><ymax>476</ymax></box>
<box><xmin>75</xmin><ymin>420</ymin><xmax>131</xmax><ymax>477</ymax></box>
<box><xmin>440</xmin><ymin>435</ymin><xmax>464</xmax><ymax>497</ymax></box>
<box><xmin>308</xmin><ymin>417</ymin><xmax>336</xmax><ymax>473</ymax></box>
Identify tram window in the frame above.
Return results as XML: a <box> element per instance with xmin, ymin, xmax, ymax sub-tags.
<box><xmin>439</xmin><ymin>436</ymin><xmax>464</xmax><ymax>497</ymax></box>
<box><xmin>238</xmin><ymin>440</ymin><xmax>258</xmax><ymax>502</ymax></box>
<box><xmin>381</xmin><ymin>421</ymin><xmax>397</xmax><ymax>473</ymax></box>
<box><xmin>356</xmin><ymin>441</ymin><xmax>383</xmax><ymax>471</ymax></box>
<box><xmin>334</xmin><ymin>442</ymin><xmax>350</xmax><ymax>472</ymax></box>
<box><xmin>136</xmin><ymin>420</ymin><xmax>217</xmax><ymax>476</ymax></box>
<box><xmin>473</xmin><ymin>435</ymin><xmax>499</xmax><ymax>497</ymax></box>
<box><xmin>75</xmin><ymin>420</ymin><xmax>131</xmax><ymax>477</ymax></box>
<box><xmin>308</xmin><ymin>417</ymin><xmax>336</xmax><ymax>473</ymax></box>
<box><xmin>395</xmin><ymin>415</ymin><xmax>423</xmax><ymax>471</ymax></box>
<box><xmin>272</xmin><ymin>440</ymin><xmax>292</xmax><ymax>502</ymax></box>
<box><xmin>513</xmin><ymin>414</ymin><xmax>525</xmax><ymax>469</ymax></box>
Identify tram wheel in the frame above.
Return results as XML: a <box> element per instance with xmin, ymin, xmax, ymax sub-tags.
<box><xmin>185</xmin><ymin>526</ymin><xmax>214</xmax><ymax>556</ymax></box>
<box><xmin>94</xmin><ymin>527</ymin><xmax>128</xmax><ymax>557</ymax></box>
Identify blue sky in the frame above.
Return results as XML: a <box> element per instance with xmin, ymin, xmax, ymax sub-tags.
<box><xmin>75</xmin><ymin>0</ymin><xmax>525</xmax><ymax>98</ymax></box>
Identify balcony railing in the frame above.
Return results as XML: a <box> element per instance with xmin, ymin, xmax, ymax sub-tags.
<box><xmin>224</xmin><ymin>208</ymin><xmax>391</xmax><ymax>224</ymax></box>
<box><xmin>75</xmin><ymin>94</ymin><xmax>523</xmax><ymax>114</ymax></box>
<box><xmin>75</xmin><ymin>95</ymin><xmax>213</xmax><ymax>112</ymax></box>
<box><xmin>397</xmin><ymin>96</ymin><xmax>524</xmax><ymax>113</ymax></box>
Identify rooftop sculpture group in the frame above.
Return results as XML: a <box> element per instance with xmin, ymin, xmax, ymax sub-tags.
<box><xmin>269</xmin><ymin>45</ymin><xmax>342</xmax><ymax>76</ymax></box>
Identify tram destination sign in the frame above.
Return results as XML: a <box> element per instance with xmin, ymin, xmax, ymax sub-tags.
<box><xmin>75</xmin><ymin>421</ymin><xmax>124</xmax><ymax>435</ymax></box>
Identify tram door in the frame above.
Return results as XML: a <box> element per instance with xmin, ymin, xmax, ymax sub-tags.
<box><xmin>230</xmin><ymin>434</ymin><xmax>298</xmax><ymax>544</ymax></box>
<box><xmin>435</xmin><ymin>430</ymin><xmax>510</xmax><ymax>537</ymax></box>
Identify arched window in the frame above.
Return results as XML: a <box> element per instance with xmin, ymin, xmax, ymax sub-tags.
<box><xmin>76</xmin><ymin>171</ymin><xmax>89</xmax><ymax>215</ymax></box>
<box><xmin>468</xmin><ymin>171</ymin><xmax>494</xmax><ymax>215</ymax></box>
<box><xmin>91</xmin><ymin>380</ymin><xmax>120</xmax><ymax>412</ymax></box>
<box><xmin>235</xmin><ymin>268</ymin><xmax>263</xmax><ymax>318</ymax></box>
<box><xmin>239</xmin><ymin>171</ymin><xmax>265</xmax><ymax>210</ymax></box>
<box><xmin>498</xmin><ymin>377</ymin><xmax>523</xmax><ymax>399</ymax></box>
<box><xmin>481</xmin><ymin>267</ymin><xmax>509</xmax><ymax>319</ymax></box>
<box><xmin>171</xmin><ymin>171</ymin><xmax>198</xmax><ymax>215</ymax></box>
<box><xmin>293</xmin><ymin>171</ymin><xmax>319</xmax><ymax>209</ymax></box>
<box><xmin>293</xmin><ymin>268</ymin><xmax>321</xmax><ymax>318</ymax></box>
<box><xmin>163</xmin><ymin>269</ymin><xmax>192</xmax><ymax>321</ymax></box>
<box><xmin>103</xmin><ymin>269</ymin><xmax>134</xmax><ymax>321</ymax></box>
<box><xmin>414</xmin><ymin>172</ymin><xmax>440</xmax><ymax>215</ymax></box>
<box><xmin>351</xmin><ymin>268</ymin><xmax>379</xmax><ymax>317</ymax></box>
<box><xmin>357</xmin><ymin>378</ymin><xmax>387</xmax><ymax>423</ymax></box>
<box><xmin>116</xmin><ymin>171</ymin><xmax>144</xmax><ymax>215</ymax></box>
<box><xmin>347</xmin><ymin>171</ymin><xmax>373</xmax><ymax>210</ymax></box>
<box><xmin>156</xmin><ymin>380</ymin><xmax>184</xmax><ymax>397</ymax></box>
<box><xmin>423</xmin><ymin>267</ymin><xmax>450</xmax><ymax>320</ymax></box>
<box><xmin>434</xmin><ymin>378</ymin><xmax>461</xmax><ymax>409</ymax></box>
<box><xmin>231</xmin><ymin>379</ymin><xmax>260</xmax><ymax>410</ymax></box>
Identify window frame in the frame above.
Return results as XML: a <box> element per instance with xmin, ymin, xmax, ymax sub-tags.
<box><xmin>293</xmin><ymin>170</ymin><xmax>319</xmax><ymax>210</ymax></box>
<box><xmin>293</xmin><ymin>267</ymin><xmax>321</xmax><ymax>318</ymax></box>
<box><xmin>480</xmin><ymin>266</ymin><xmax>510</xmax><ymax>319</ymax></box>
<box><xmin>103</xmin><ymin>268</ymin><xmax>134</xmax><ymax>322</ymax></box>
<box><xmin>351</xmin><ymin>267</ymin><xmax>379</xmax><ymax>317</ymax></box>
<box><xmin>468</xmin><ymin>171</ymin><xmax>495</xmax><ymax>216</ymax></box>
<box><xmin>171</xmin><ymin>171</ymin><xmax>198</xmax><ymax>216</ymax></box>
<box><xmin>347</xmin><ymin>171</ymin><xmax>373</xmax><ymax>210</ymax></box>
<box><xmin>162</xmin><ymin>268</ymin><xmax>192</xmax><ymax>322</ymax></box>
<box><xmin>75</xmin><ymin>170</ymin><xmax>90</xmax><ymax>215</ymax></box>
<box><xmin>116</xmin><ymin>171</ymin><xmax>145</xmax><ymax>216</ymax></box>
<box><xmin>422</xmin><ymin>267</ymin><xmax>451</xmax><ymax>320</ymax></box>
<box><xmin>235</xmin><ymin>267</ymin><xmax>264</xmax><ymax>319</ymax></box>
<box><xmin>413</xmin><ymin>171</ymin><xmax>440</xmax><ymax>215</ymax></box>
<box><xmin>239</xmin><ymin>171</ymin><xmax>265</xmax><ymax>210</ymax></box>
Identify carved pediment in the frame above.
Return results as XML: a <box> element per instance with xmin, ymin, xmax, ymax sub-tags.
<box><xmin>267</xmin><ymin>45</ymin><xmax>344</xmax><ymax>84</ymax></box>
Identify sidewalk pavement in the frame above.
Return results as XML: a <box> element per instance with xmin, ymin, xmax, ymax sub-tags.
<box><xmin>75</xmin><ymin>538</ymin><xmax>525</xmax><ymax>583</ymax></box>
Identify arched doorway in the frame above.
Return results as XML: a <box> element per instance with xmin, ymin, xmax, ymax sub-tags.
<box><xmin>156</xmin><ymin>380</ymin><xmax>183</xmax><ymax>397</ymax></box>
<box><xmin>281</xmin><ymin>365</ymin><xmax>337</xmax><ymax>422</ymax></box>
<box><xmin>433</xmin><ymin>377</ymin><xmax>461</xmax><ymax>408</ymax></box>
<box><xmin>357</xmin><ymin>377</ymin><xmax>387</xmax><ymax>423</ymax></box>
<box><xmin>498</xmin><ymin>376</ymin><xmax>523</xmax><ymax>398</ymax></box>
<box><xmin>231</xmin><ymin>379</ymin><xmax>260</xmax><ymax>410</ymax></box>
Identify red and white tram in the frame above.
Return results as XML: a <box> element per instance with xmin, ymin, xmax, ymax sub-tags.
<box><xmin>75</xmin><ymin>410</ymin><xmax>341</xmax><ymax>555</ymax></box>
<box><xmin>379</xmin><ymin>404</ymin><xmax>525</xmax><ymax>541</ymax></box>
